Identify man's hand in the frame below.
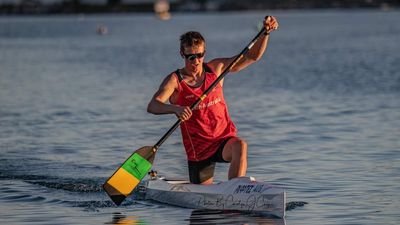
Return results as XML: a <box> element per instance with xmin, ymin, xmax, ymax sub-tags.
<box><xmin>175</xmin><ymin>106</ymin><xmax>192</xmax><ymax>121</ymax></box>
<box><xmin>264</xmin><ymin>16</ymin><xmax>279</xmax><ymax>34</ymax></box>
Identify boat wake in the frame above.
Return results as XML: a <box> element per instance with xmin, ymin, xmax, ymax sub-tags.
<box><xmin>285</xmin><ymin>201</ymin><xmax>308</xmax><ymax>210</ymax></box>
<box><xmin>0</xmin><ymin>172</ymin><xmax>103</xmax><ymax>193</ymax></box>
<box><xmin>26</xmin><ymin>180</ymin><xmax>102</xmax><ymax>193</ymax></box>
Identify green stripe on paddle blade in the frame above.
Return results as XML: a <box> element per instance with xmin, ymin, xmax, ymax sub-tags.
<box><xmin>103</xmin><ymin>146</ymin><xmax>156</xmax><ymax>205</ymax></box>
<box><xmin>122</xmin><ymin>151</ymin><xmax>153</xmax><ymax>180</ymax></box>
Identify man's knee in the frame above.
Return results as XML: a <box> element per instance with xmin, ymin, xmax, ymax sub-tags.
<box><xmin>231</xmin><ymin>138</ymin><xmax>247</xmax><ymax>158</ymax></box>
<box><xmin>223</xmin><ymin>137</ymin><xmax>247</xmax><ymax>162</ymax></box>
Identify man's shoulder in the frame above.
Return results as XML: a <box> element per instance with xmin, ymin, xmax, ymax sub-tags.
<box><xmin>205</xmin><ymin>60</ymin><xmax>217</xmax><ymax>68</ymax></box>
<box><xmin>205</xmin><ymin>60</ymin><xmax>222</xmax><ymax>76</ymax></box>
<box><xmin>161</xmin><ymin>70</ymin><xmax>180</xmax><ymax>88</ymax></box>
<box><xmin>167</xmin><ymin>69</ymin><xmax>181</xmax><ymax>81</ymax></box>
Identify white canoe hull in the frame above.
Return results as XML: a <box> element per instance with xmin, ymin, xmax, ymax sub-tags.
<box><xmin>139</xmin><ymin>177</ymin><xmax>285</xmax><ymax>218</ymax></box>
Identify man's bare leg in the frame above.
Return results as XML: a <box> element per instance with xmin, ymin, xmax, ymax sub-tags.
<box><xmin>222</xmin><ymin>137</ymin><xmax>247</xmax><ymax>179</ymax></box>
<box><xmin>200</xmin><ymin>177</ymin><xmax>213</xmax><ymax>185</ymax></box>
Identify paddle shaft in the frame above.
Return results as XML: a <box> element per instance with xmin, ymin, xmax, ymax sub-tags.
<box><xmin>153</xmin><ymin>27</ymin><xmax>267</xmax><ymax>152</ymax></box>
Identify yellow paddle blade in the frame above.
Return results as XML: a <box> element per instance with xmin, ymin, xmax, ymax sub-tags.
<box><xmin>103</xmin><ymin>146</ymin><xmax>155</xmax><ymax>205</ymax></box>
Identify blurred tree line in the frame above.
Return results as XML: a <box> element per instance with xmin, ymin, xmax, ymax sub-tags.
<box><xmin>0</xmin><ymin>0</ymin><xmax>398</xmax><ymax>14</ymax></box>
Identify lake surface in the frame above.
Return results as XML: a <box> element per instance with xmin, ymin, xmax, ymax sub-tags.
<box><xmin>1</xmin><ymin>10</ymin><xmax>399</xmax><ymax>225</ymax></box>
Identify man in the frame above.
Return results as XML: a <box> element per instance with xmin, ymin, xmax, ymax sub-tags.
<box><xmin>147</xmin><ymin>16</ymin><xmax>279</xmax><ymax>184</ymax></box>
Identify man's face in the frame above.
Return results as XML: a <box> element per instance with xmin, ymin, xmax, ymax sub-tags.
<box><xmin>181</xmin><ymin>44</ymin><xmax>205</xmax><ymax>72</ymax></box>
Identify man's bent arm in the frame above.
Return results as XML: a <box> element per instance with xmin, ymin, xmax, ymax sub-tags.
<box><xmin>207</xmin><ymin>16</ymin><xmax>278</xmax><ymax>75</ymax></box>
<box><xmin>147</xmin><ymin>74</ymin><xmax>179</xmax><ymax>115</ymax></box>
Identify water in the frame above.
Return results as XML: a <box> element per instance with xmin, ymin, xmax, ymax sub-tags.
<box><xmin>1</xmin><ymin>10</ymin><xmax>399</xmax><ymax>224</ymax></box>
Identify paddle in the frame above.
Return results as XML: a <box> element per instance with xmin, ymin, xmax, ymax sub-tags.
<box><xmin>103</xmin><ymin>24</ymin><xmax>269</xmax><ymax>206</ymax></box>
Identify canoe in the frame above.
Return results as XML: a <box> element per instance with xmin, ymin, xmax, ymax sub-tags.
<box><xmin>135</xmin><ymin>176</ymin><xmax>285</xmax><ymax>218</ymax></box>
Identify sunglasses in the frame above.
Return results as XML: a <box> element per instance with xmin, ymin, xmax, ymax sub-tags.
<box><xmin>182</xmin><ymin>52</ymin><xmax>205</xmax><ymax>61</ymax></box>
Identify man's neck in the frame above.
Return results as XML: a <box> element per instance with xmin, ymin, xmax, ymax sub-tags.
<box><xmin>182</xmin><ymin>66</ymin><xmax>203</xmax><ymax>78</ymax></box>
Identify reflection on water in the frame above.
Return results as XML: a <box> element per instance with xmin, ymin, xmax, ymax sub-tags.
<box><xmin>107</xmin><ymin>212</ymin><xmax>147</xmax><ymax>225</ymax></box>
<box><xmin>188</xmin><ymin>210</ymin><xmax>286</xmax><ymax>225</ymax></box>
<box><xmin>107</xmin><ymin>210</ymin><xmax>286</xmax><ymax>225</ymax></box>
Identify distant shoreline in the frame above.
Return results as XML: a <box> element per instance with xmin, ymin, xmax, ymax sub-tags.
<box><xmin>0</xmin><ymin>8</ymin><xmax>398</xmax><ymax>18</ymax></box>
<box><xmin>0</xmin><ymin>1</ymin><xmax>398</xmax><ymax>15</ymax></box>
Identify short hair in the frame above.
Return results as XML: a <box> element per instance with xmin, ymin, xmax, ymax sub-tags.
<box><xmin>180</xmin><ymin>31</ymin><xmax>205</xmax><ymax>52</ymax></box>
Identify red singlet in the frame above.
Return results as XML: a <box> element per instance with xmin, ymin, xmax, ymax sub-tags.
<box><xmin>172</xmin><ymin>65</ymin><xmax>237</xmax><ymax>161</ymax></box>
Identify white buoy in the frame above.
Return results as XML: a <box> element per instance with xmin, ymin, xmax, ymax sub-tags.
<box><xmin>154</xmin><ymin>0</ymin><xmax>171</xmax><ymax>20</ymax></box>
